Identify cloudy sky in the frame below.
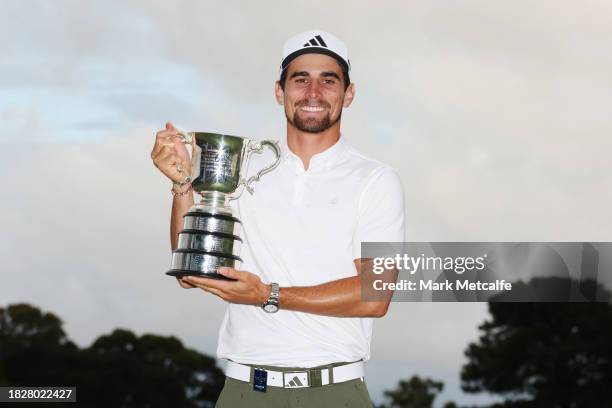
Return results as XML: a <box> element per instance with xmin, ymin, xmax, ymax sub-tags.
<box><xmin>1</xmin><ymin>0</ymin><xmax>610</xmax><ymax>405</ymax></box>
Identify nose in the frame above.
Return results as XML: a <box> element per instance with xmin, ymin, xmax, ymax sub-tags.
<box><xmin>306</xmin><ymin>80</ymin><xmax>321</xmax><ymax>98</ymax></box>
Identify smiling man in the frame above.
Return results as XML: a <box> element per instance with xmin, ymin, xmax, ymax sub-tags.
<box><xmin>151</xmin><ymin>30</ymin><xmax>405</xmax><ymax>408</ymax></box>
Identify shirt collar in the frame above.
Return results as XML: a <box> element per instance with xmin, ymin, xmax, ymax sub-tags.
<box><xmin>281</xmin><ymin>135</ymin><xmax>349</xmax><ymax>173</ymax></box>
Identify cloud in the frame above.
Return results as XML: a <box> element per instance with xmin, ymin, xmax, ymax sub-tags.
<box><xmin>2</xmin><ymin>0</ymin><xmax>611</xmax><ymax>404</ymax></box>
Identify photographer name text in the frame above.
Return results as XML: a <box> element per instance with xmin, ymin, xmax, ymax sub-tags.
<box><xmin>373</xmin><ymin>279</ymin><xmax>512</xmax><ymax>292</ymax></box>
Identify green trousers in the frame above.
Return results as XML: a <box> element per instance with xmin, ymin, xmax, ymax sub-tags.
<box><xmin>215</xmin><ymin>362</ymin><xmax>373</xmax><ymax>408</ymax></box>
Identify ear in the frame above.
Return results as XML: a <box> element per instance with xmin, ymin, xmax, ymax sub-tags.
<box><xmin>274</xmin><ymin>81</ymin><xmax>285</xmax><ymax>106</ymax></box>
<box><xmin>343</xmin><ymin>83</ymin><xmax>355</xmax><ymax>108</ymax></box>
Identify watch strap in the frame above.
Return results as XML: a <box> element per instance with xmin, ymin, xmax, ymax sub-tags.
<box><xmin>262</xmin><ymin>282</ymin><xmax>280</xmax><ymax>312</ymax></box>
<box><xmin>269</xmin><ymin>282</ymin><xmax>280</xmax><ymax>300</ymax></box>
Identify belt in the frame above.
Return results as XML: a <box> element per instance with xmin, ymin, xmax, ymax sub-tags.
<box><xmin>224</xmin><ymin>360</ymin><xmax>365</xmax><ymax>388</ymax></box>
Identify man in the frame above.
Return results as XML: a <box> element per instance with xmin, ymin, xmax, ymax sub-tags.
<box><xmin>151</xmin><ymin>30</ymin><xmax>405</xmax><ymax>408</ymax></box>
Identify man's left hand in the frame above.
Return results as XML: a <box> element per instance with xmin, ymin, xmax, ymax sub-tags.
<box><xmin>181</xmin><ymin>268</ymin><xmax>271</xmax><ymax>306</ymax></box>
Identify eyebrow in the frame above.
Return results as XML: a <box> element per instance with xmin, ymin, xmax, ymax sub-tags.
<box><xmin>289</xmin><ymin>71</ymin><xmax>309</xmax><ymax>79</ymax></box>
<box><xmin>320</xmin><ymin>71</ymin><xmax>341</xmax><ymax>80</ymax></box>
<box><xmin>289</xmin><ymin>71</ymin><xmax>341</xmax><ymax>80</ymax></box>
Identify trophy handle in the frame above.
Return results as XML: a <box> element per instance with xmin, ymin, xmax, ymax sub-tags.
<box><xmin>176</xmin><ymin>131</ymin><xmax>193</xmax><ymax>145</ymax></box>
<box><xmin>243</xmin><ymin>139</ymin><xmax>281</xmax><ymax>195</ymax></box>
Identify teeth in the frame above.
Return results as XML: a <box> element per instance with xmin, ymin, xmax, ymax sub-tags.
<box><xmin>300</xmin><ymin>106</ymin><xmax>325</xmax><ymax>112</ymax></box>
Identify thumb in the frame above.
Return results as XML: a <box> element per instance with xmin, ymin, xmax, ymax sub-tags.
<box><xmin>166</xmin><ymin>122</ymin><xmax>176</xmax><ymax>132</ymax></box>
<box><xmin>218</xmin><ymin>267</ymin><xmax>240</xmax><ymax>280</ymax></box>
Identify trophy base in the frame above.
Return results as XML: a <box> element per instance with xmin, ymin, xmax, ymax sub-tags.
<box><xmin>166</xmin><ymin>269</ymin><xmax>236</xmax><ymax>281</ymax></box>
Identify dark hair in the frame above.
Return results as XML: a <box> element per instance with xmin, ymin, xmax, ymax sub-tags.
<box><xmin>279</xmin><ymin>61</ymin><xmax>351</xmax><ymax>91</ymax></box>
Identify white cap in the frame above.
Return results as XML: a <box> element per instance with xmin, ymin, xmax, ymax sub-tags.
<box><xmin>280</xmin><ymin>30</ymin><xmax>350</xmax><ymax>73</ymax></box>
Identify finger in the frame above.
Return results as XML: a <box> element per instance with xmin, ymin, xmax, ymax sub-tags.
<box><xmin>218</xmin><ymin>267</ymin><xmax>243</xmax><ymax>280</ymax></box>
<box><xmin>157</xmin><ymin>156</ymin><xmax>188</xmax><ymax>181</ymax></box>
<box><xmin>171</xmin><ymin>134</ymin><xmax>191</xmax><ymax>162</ymax></box>
<box><xmin>154</xmin><ymin>145</ymin><xmax>178</xmax><ymax>164</ymax></box>
<box><xmin>151</xmin><ymin>141</ymin><xmax>166</xmax><ymax>159</ymax></box>
<box><xmin>177</xmin><ymin>277</ymin><xmax>196</xmax><ymax>289</ymax></box>
<box><xmin>152</xmin><ymin>131</ymin><xmax>178</xmax><ymax>157</ymax></box>
<box><xmin>154</xmin><ymin>145</ymin><xmax>186</xmax><ymax>168</ymax></box>
<box><xmin>201</xmin><ymin>286</ymin><xmax>225</xmax><ymax>298</ymax></box>
<box><xmin>156</xmin><ymin>129</ymin><xmax>178</xmax><ymax>141</ymax></box>
<box><xmin>183</xmin><ymin>276</ymin><xmax>230</xmax><ymax>291</ymax></box>
<box><xmin>153</xmin><ymin>143</ymin><xmax>177</xmax><ymax>158</ymax></box>
<box><xmin>166</xmin><ymin>122</ymin><xmax>177</xmax><ymax>132</ymax></box>
<box><xmin>171</xmin><ymin>134</ymin><xmax>189</xmax><ymax>148</ymax></box>
<box><xmin>152</xmin><ymin>148</ymin><xmax>179</xmax><ymax>170</ymax></box>
<box><xmin>183</xmin><ymin>275</ymin><xmax>219</xmax><ymax>287</ymax></box>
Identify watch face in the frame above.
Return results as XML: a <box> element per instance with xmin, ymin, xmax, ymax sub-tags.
<box><xmin>263</xmin><ymin>303</ymin><xmax>279</xmax><ymax>313</ymax></box>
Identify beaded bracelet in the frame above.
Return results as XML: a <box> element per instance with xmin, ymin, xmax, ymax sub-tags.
<box><xmin>171</xmin><ymin>185</ymin><xmax>193</xmax><ymax>197</ymax></box>
<box><xmin>173</xmin><ymin>174</ymin><xmax>192</xmax><ymax>187</ymax></box>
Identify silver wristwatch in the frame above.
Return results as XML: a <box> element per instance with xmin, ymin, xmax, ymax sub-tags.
<box><xmin>262</xmin><ymin>282</ymin><xmax>280</xmax><ymax>313</ymax></box>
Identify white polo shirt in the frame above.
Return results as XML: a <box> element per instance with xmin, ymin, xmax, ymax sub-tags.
<box><xmin>216</xmin><ymin>135</ymin><xmax>405</xmax><ymax>367</ymax></box>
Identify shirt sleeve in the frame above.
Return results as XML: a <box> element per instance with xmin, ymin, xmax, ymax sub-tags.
<box><xmin>352</xmin><ymin>165</ymin><xmax>406</xmax><ymax>259</ymax></box>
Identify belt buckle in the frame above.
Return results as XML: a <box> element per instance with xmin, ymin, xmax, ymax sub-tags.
<box><xmin>283</xmin><ymin>371</ymin><xmax>309</xmax><ymax>388</ymax></box>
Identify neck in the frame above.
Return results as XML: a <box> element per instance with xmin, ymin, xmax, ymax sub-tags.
<box><xmin>286</xmin><ymin>121</ymin><xmax>341</xmax><ymax>170</ymax></box>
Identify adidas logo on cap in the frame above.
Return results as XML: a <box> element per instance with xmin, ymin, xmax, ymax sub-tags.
<box><xmin>280</xmin><ymin>30</ymin><xmax>350</xmax><ymax>73</ymax></box>
<box><xmin>303</xmin><ymin>35</ymin><xmax>328</xmax><ymax>48</ymax></box>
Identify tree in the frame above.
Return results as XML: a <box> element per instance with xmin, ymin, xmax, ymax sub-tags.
<box><xmin>82</xmin><ymin>328</ymin><xmax>224</xmax><ymax>407</ymax></box>
<box><xmin>0</xmin><ymin>303</ymin><xmax>80</xmax><ymax>387</ymax></box>
<box><xmin>0</xmin><ymin>303</ymin><xmax>224</xmax><ymax>407</ymax></box>
<box><xmin>461</xmin><ymin>299</ymin><xmax>612</xmax><ymax>407</ymax></box>
<box><xmin>377</xmin><ymin>375</ymin><xmax>455</xmax><ymax>408</ymax></box>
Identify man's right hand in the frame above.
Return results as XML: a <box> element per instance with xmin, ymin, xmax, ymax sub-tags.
<box><xmin>152</xmin><ymin>122</ymin><xmax>197</xmax><ymax>289</ymax></box>
<box><xmin>150</xmin><ymin>122</ymin><xmax>192</xmax><ymax>183</ymax></box>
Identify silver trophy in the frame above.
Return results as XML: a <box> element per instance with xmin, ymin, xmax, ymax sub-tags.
<box><xmin>166</xmin><ymin>132</ymin><xmax>281</xmax><ymax>280</ymax></box>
